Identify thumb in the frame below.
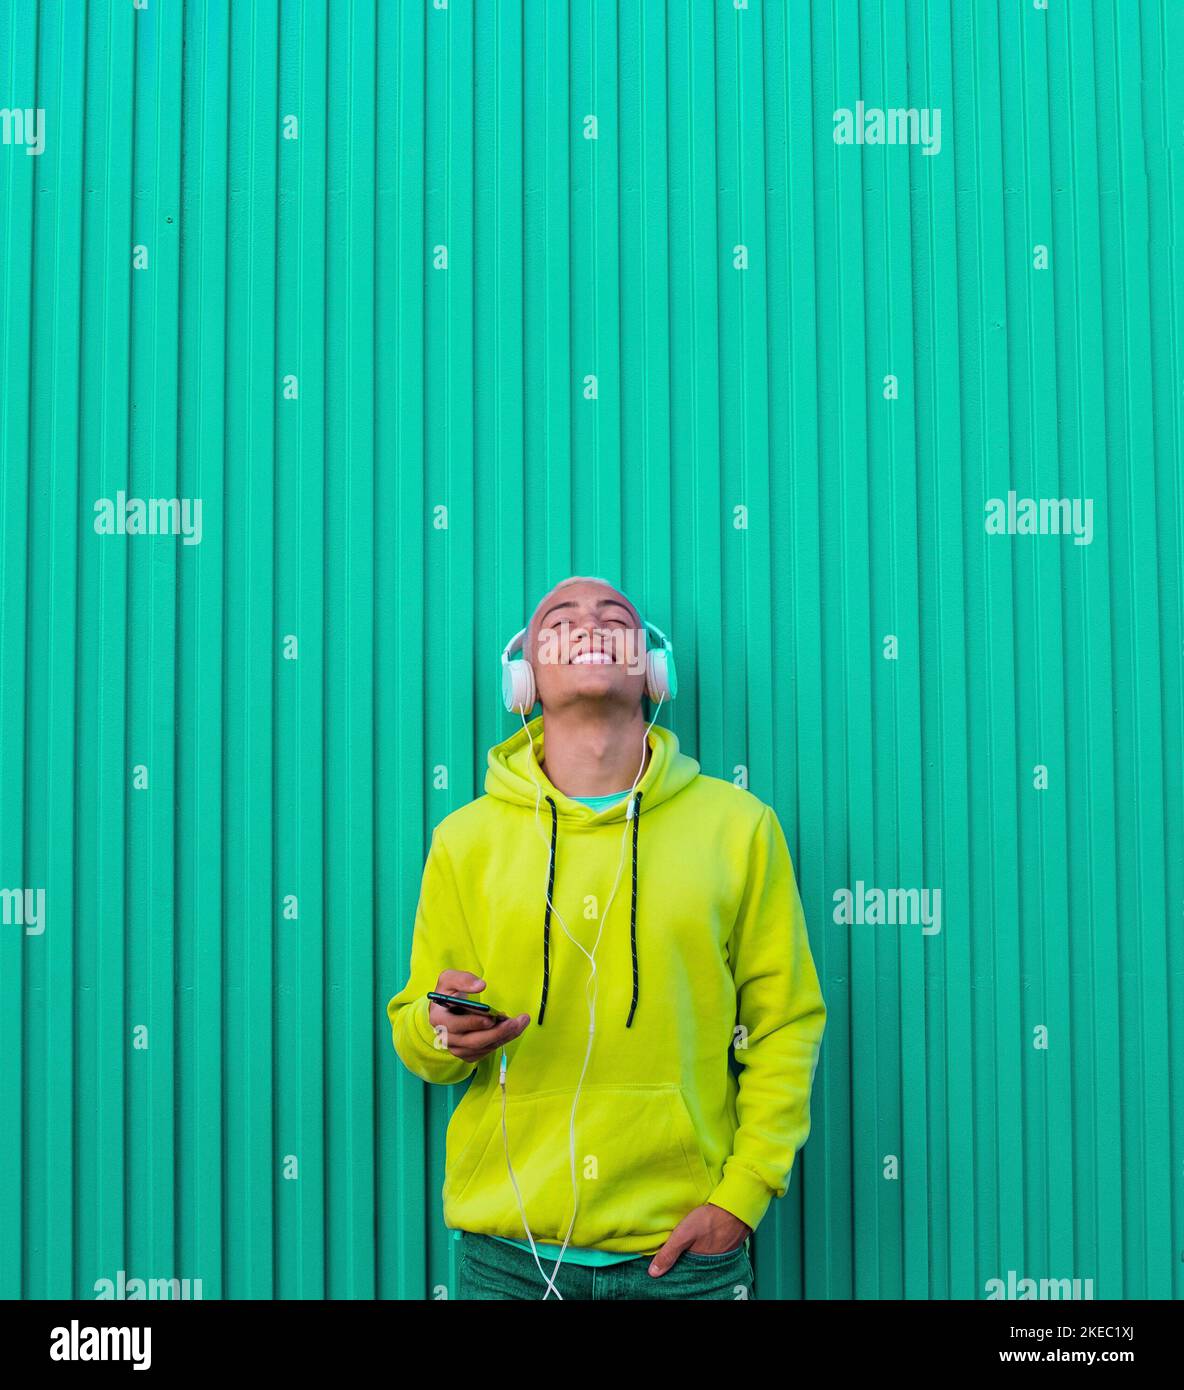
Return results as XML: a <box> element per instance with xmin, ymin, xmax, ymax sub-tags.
<box><xmin>437</xmin><ymin>970</ymin><xmax>486</xmax><ymax>993</ymax></box>
<box><xmin>647</xmin><ymin>1231</ymin><xmax>692</xmax><ymax>1278</ymax></box>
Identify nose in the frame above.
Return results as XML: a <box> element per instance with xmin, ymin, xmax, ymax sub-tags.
<box><xmin>568</xmin><ymin>616</ymin><xmax>616</xmax><ymax>657</ymax></box>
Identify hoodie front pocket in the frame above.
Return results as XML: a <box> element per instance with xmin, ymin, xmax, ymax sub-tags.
<box><xmin>446</xmin><ymin>1081</ymin><xmax>717</xmax><ymax>1246</ymax></box>
<box><xmin>443</xmin><ymin>1092</ymin><xmax>502</xmax><ymax>1208</ymax></box>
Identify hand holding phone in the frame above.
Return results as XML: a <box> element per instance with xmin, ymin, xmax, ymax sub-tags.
<box><xmin>427</xmin><ymin>971</ymin><xmax>530</xmax><ymax>1062</ymax></box>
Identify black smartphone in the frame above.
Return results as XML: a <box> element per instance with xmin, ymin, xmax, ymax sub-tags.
<box><xmin>426</xmin><ymin>991</ymin><xmax>510</xmax><ymax>1025</ymax></box>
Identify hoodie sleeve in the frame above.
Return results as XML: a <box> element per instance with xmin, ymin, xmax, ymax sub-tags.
<box><xmin>707</xmin><ymin>803</ymin><xmax>827</xmax><ymax>1231</ymax></box>
<box><xmin>386</xmin><ymin>827</ymin><xmax>482</xmax><ymax>1086</ymax></box>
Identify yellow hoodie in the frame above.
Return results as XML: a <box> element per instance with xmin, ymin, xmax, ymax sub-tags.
<box><xmin>386</xmin><ymin>715</ymin><xmax>826</xmax><ymax>1255</ymax></box>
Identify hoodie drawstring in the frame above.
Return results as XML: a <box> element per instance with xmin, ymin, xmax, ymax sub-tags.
<box><xmin>538</xmin><ymin>796</ymin><xmax>559</xmax><ymax>1025</ymax></box>
<box><xmin>537</xmin><ymin>790</ymin><xmax>643</xmax><ymax>1029</ymax></box>
<box><xmin>625</xmin><ymin>790</ymin><xmax>643</xmax><ymax>1027</ymax></box>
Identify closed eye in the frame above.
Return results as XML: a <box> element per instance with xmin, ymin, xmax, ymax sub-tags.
<box><xmin>546</xmin><ymin>617</ymin><xmax>628</xmax><ymax>629</ymax></box>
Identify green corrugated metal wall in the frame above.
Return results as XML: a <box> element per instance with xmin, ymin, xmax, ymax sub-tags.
<box><xmin>0</xmin><ymin>0</ymin><xmax>1180</xmax><ymax>1301</ymax></box>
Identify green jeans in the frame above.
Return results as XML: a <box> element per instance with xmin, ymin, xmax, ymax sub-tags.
<box><xmin>456</xmin><ymin>1231</ymin><xmax>754</xmax><ymax>1301</ymax></box>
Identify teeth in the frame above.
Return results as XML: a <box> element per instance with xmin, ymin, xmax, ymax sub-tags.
<box><xmin>571</xmin><ymin>651</ymin><xmax>613</xmax><ymax>665</ymax></box>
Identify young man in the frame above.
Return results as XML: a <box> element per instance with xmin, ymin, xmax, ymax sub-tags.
<box><xmin>386</xmin><ymin>577</ymin><xmax>826</xmax><ymax>1300</ymax></box>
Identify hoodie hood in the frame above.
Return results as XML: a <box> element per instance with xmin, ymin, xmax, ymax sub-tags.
<box><xmin>484</xmin><ymin>714</ymin><xmax>700</xmax><ymax>1026</ymax></box>
<box><xmin>485</xmin><ymin>713</ymin><xmax>700</xmax><ymax>822</ymax></box>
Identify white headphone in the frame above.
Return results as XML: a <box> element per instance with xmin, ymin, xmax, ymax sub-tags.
<box><xmin>500</xmin><ymin>617</ymin><xmax>678</xmax><ymax>713</ymax></box>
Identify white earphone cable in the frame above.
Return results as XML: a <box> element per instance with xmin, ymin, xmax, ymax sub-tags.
<box><xmin>499</xmin><ymin>674</ymin><xmax>665</xmax><ymax>1300</ymax></box>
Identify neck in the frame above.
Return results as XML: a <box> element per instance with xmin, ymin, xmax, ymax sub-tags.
<box><xmin>536</xmin><ymin>702</ymin><xmax>652</xmax><ymax>797</ymax></box>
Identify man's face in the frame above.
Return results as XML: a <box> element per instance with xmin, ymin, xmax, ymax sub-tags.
<box><xmin>526</xmin><ymin>581</ymin><xmax>648</xmax><ymax>713</ymax></box>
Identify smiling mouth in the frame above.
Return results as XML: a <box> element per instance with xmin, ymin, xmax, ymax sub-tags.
<box><xmin>570</xmin><ymin>651</ymin><xmax>615</xmax><ymax>665</ymax></box>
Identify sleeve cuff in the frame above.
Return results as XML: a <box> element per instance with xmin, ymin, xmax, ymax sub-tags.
<box><xmin>707</xmin><ymin>1165</ymin><xmax>777</xmax><ymax>1232</ymax></box>
<box><xmin>398</xmin><ymin>995</ymin><xmax>474</xmax><ymax>1084</ymax></box>
<box><xmin>410</xmin><ymin>993</ymin><xmax>440</xmax><ymax>1050</ymax></box>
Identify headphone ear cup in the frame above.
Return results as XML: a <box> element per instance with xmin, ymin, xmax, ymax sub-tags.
<box><xmin>521</xmin><ymin>662</ymin><xmax>536</xmax><ymax>711</ymax></box>
<box><xmin>646</xmin><ymin>648</ymin><xmax>677</xmax><ymax>702</ymax></box>
<box><xmin>503</xmin><ymin>659</ymin><xmax>536</xmax><ymax>714</ymax></box>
